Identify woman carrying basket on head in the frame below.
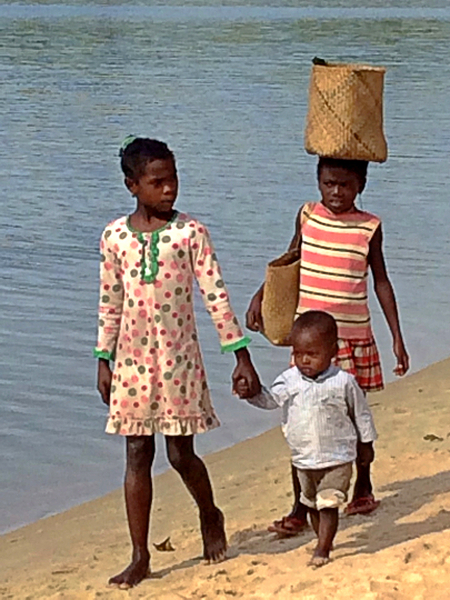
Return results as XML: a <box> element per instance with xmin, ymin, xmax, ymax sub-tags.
<box><xmin>246</xmin><ymin>155</ymin><xmax>409</xmax><ymax>535</ymax></box>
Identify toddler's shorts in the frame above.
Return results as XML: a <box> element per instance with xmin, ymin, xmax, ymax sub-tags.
<box><xmin>297</xmin><ymin>462</ymin><xmax>352</xmax><ymax>511</ymax></box>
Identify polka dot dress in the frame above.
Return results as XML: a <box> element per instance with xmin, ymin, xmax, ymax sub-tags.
<box><xmin>94</xmin><ymin>212</ymin><xmax>250</xmax><ymax>436</ymax></box>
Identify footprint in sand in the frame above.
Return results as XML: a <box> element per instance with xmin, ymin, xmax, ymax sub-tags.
<box><xmin>50</xmin><ymin>566</ymin><xmax>79</xmax><ymax>575</ymax></box>
<box><xmin>229</xmin><ymin>526</ymin><xmax>268</xmax><ymax>548</ymax></box>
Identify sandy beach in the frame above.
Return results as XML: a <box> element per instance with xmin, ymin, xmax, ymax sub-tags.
<box><xmin>2</xmin><ymin>358</ymin><xmax>450</xmax><ymax>599</ymax></box>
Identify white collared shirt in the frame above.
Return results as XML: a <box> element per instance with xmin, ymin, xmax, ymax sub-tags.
<box><xmin>247</xmin><ymin>365</ymin><xmax>377</xmax><ymax>469</ymax></box>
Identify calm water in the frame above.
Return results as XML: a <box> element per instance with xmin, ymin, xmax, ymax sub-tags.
<box><xmin>1</xmin><ymin>2</ymin><xmax>450</xmax><ymax>533</ymax></box>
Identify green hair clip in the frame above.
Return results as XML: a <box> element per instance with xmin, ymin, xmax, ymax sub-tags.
<box><xmin>119</xmin><ymin>134</ymin><xmax>137</xmax><ymax>156</ymax></box>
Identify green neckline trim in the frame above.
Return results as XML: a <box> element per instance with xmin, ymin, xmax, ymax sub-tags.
<box><xmin>125</xmin><ymin>211</ymin><xmax>178</xmax><ymax>235</ymax></box>
<box><xmin>139</xmin><ymin>231</ymin><xmax>160</xmax><ymax>283</ymax></box>
<box><xmin>126</xmin><ymin>212</ymin><xmax>178</xmax><ymax>284</ymax></box>
<box><xmin>93</xmin><ymin>348</ymin><xmax>115</xmax><ymax>360</ymax></box>
<box><xmin>221</xmin><ymin>336</ymin><xmax>251</xmax><ymax>354</ymax></box>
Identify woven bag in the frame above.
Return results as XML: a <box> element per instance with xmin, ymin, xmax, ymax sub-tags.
<box><xmin>261</xmin><ymin>249</ymin><xmax>301</xmax><ymax>346</ymax></box>
<box><xmin>304</xmin><ymin>62</ymin><xmax>388</xmax><ymax>163</ymax></box>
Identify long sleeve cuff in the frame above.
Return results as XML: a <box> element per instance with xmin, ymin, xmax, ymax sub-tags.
<box><xmin>93</xmin><ymin>348</ymin><xmax>115</xmax><ymax>361</ymax></box>
<box><xmin>220</xmin><ymin>336</ymin><xmax>251</xmax><ymax>354</ymax></box>
<box><xmin>245</xmin><ymin>386</ymin><xmax>280</xmax><ymax>410</ymax></box>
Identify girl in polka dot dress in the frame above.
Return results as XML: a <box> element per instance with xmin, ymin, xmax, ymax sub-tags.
<box><xmin>94</xmin><ymin>137</ymin><xmax>261</xmax><ymax>589</ymax></box>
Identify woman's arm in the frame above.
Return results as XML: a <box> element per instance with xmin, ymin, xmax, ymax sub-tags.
<box><xmin>93</xmin><ymin>228</ymin><xmax>124</xmax><ymax>361</ymax></box>
<box><xmin>246</xmin><ymin>206</ymin><xmax>304</xmax><ymax>332</ymax></box>
<box><xmin>368</xmin><ymin>225</ymin><xmax>409</xmax><ymax>376</ymax></box>
<box><xmin>191</xmin><ymin>222</ymin><xmax>261</xmax><ymax>397</ymax></box>
<box><xmin>94</xmin><ymin>227</ymin><xmax>125</xmax><ymax>404</ymax></box>
<box><xmin>287</xmin><ymin>206</ymin><xmax>304</xmax><ymax>251</ymax></box>
<box><xmin>232</xmin><ymin>347</ymin><xmax>261</xmax><ymax>398</ymax></box>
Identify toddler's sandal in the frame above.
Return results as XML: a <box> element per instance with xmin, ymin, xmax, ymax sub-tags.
<box><xmin>268</xmin><ymin>516</ymin><xmax>308</xmax><ymax>536</ymax></box>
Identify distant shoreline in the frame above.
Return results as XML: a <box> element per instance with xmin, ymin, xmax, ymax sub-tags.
<box><xmin>2</xmin><ymin>5</ymin><xmax>450</xmax><ymax>23</ymax></box>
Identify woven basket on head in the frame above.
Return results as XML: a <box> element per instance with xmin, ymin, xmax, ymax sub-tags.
<box><xmin>304</xmin><ymin>62</ymin><xmax>388</xmax><ymax>163</ymax></box>
<box><xmin>261</xmin><ymin>249</ymin><xmax>301</xmax><ymax>346</ymax></box>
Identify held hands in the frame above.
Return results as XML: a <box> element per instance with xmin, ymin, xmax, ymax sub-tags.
<box><xmin>234</xmin><ymin>377</ymin><xmax>251</xmax><ymax>399</ymax></box>
<box><xmin>393</xmin><ymin>337</ymin><xmax>410</xmax><ymax>377</ymax></box>
<box><xmin>232</xmin><ymin>348</ymin><xmax>261</xmax><ymax>399</ymax></box>
<box><xmin>97</xmin><ymin>359</ymin><xmax>112</xmax><ymax>405</ymax></box>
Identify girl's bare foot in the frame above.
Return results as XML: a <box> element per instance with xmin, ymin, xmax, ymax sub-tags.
<box><xmin>306</xmin><ymin>543</ymin><xmax>333</xmax><ymax>555</ymax></box>
<box><xmin>200</xmin><ymin>508</ymin><xmax>227</xmax><ymax>563</ymax></box>
<box><xmin>308</xmin><ymin>543</ymin><xmax>332</xmax><ymax>569</ymax></box>
<box><xmin>308</xmin><ymin>555</ymin><xmax>330</xmax><ymax>569</ymax></box>
<box><xmin>108</xmin><ymin>552</ymin><xmax>150</xmax><ymax>589</ymax></box>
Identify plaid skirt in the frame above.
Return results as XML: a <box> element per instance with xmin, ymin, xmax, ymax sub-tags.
<box><xmin>333</xmin><ymin>337</ymin><xmax>384</xmax><ymax>392</ymax></box>
<box><xmin>290</xmin><ymin>336</ymin><xmax>384</xmax><ymax>392</ymax></box>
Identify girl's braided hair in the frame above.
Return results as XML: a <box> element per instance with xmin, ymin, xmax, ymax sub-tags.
<box><xmin>120</xmin><ymin>137</ymin><xmax>175</xmax><ymax>181</ymax></box>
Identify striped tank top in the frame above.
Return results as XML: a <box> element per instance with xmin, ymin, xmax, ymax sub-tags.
<box><xmin>297</xmin><ymin>202</ymin><xmax>381</xmax><ymax>340</ymax></box>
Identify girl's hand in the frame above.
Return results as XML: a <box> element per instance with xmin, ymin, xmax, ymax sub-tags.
<box><xmin>393</xmin><ymin>338</ymin><xmax>409</xmax><ymax>376</ymax></box>
<box><xmin>245</xmin><ymin>289</ymin><xmax>264</xmax><ymax>332</ymax></box>
<box><xmin>97</xmin><ymin>359</ymin><xmax>112</xmax><ymax>405</ymax></box>
<box><xmin>233</xmin><ymin>377</ymin><xmax>250</xmax><ymax>399</ymax></box>
<box><xmin>232</xmin><ymin>349</ymin><xmax>261</xmax><ymax>397</ymax></box>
